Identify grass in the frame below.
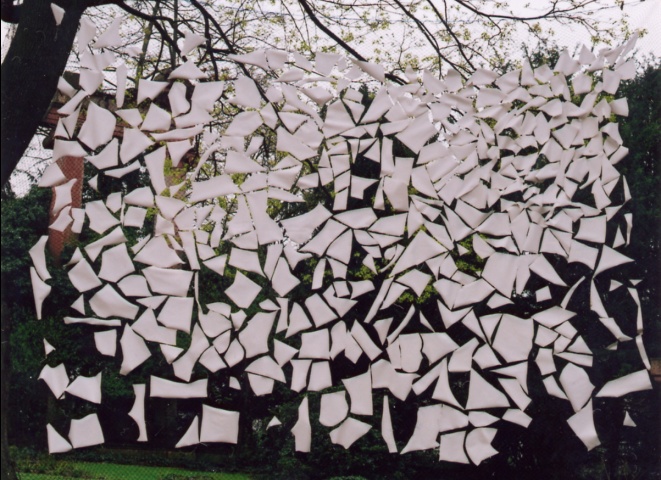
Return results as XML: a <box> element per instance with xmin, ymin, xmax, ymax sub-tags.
<box><xmin>17</xmin><ymin>461</ymin><xmax>252</xmax><ymax>480</ymax></box>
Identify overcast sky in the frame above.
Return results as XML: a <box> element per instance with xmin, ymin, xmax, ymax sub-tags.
<box><xmin>2</xmin><ymin>1</ymin><xmax>659</xmax><ymax>61</ymax></box>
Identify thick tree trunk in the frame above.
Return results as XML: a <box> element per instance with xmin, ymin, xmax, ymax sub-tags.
<box><xmin>1</xmin><ymin>2</ymin><xmax>86</xmax><ymax>478</ymax></box>
<box><xmin>1</xmin><ymin>298</ymin><xmax>17</xmax><ymax>480</ymax></box>
<box><xmin>1</xmin><ymin>0</ymin><xmax>85</xmax><ymax>187</ymax></box>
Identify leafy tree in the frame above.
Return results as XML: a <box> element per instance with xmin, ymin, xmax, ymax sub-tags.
<box><xmin>1</xmin><ymin>185</ymin><xmax>53</xmax><ymax>479</ymax></box>
<box><xmin>1</xmin><ymin>0</ymin><xmax>637</xmax><ymax>186</ymax></box>
<box><xmin>617</xmin><ymin>60</ymin><xmax>661</xmax><ymax>357</ymax></box>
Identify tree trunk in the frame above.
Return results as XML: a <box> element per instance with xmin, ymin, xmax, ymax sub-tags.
<box><xmin>1</xmin><ymin>299</ymin><xmax>17</xmax><ymax>480</ymax></box>
<box><xmin>1</xmin><ymin>2</ymin><xmax>86</xmax><ymax>478</ymax></box>
<box><xmin>1</xmin><ymin>0</ymin><xmax>85</xmax><ymax>187</ymax></box>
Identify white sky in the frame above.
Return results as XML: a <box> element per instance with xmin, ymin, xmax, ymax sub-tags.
<box><xmin>2</xmin><ymin>1</ymin><xmax>659</xmax><ymax>60</ymax></box>
<box><xmin>530</xmin><ymin>0</ymin><xmax>660</xmax><ymax>58</ymax></box>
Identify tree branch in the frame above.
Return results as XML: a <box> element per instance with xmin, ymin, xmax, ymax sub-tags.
<box><xmin>297</xmin><ymin>0</ymin><xmax>405</xmax><ymax>84</ymax></box>
<box><xmin>453</xmin><ymin>0</ymin><xmax>597</xmax><ymax>22</ymax></box>
<box><xmin>423</xmin><ymin>0</ymin><xmax>475</xmax><ymax>71</ymax></box>
<box><xmin>390</xmin><ymin>0</ymin><xmax>470</xmax><ymax>76</ymax></box>
<box><xmin>111</xmin><ymin>0</ymin><xmax>181</xmax><ymax>56</ymax></box>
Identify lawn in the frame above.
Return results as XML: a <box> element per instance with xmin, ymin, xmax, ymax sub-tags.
<box><xmin>17</xmin><ymin>461</ymin><xmax>252</xmax><ymax>480</ymax></box>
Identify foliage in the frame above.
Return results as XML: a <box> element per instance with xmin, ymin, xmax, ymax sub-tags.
<box><xmin>11</xmin><ymin>447</ymin><xmax>104</xmax><ymax>479</ymax></box>
<box><xmin>617</xmin><ymin>59</ymin><xmax>661</xmax><ymax>357</ymax></box>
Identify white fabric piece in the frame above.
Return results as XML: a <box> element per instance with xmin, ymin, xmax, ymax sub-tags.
<box><xmin>198</xmin><ymin>405</ymin><xmax>240</xmax><ymax>444</ymax></box>
<box><xmin>559</xmin><ymin>363</ymin><xmax>594</xmax><ymax>412</ymax></box>
<box><xmin>128</xmin><ymin>384</ymin><xmax>148</xmax><ymax>441</ymax></box>
<box><xmin>47</xmin><ymin>424</ymin><xmax>72</xmax><ymax>454</ymax></box>
<box><xmin>44</xmin><ymin>339</ymin><xmax>55</xmax><ymax>356</ymax></box>
<box><xmin>98</xmin><ymin>243</ymin><xmax>134</xmax><ymax>282</ymax></box>
<box><xmin>143</xmin><ymin>267</ymin><xmax>193</xmax><ymax>296</ymax></box>
<box><xmin>623</xmin><ymin>411</ymin><xmax>637</xmax><ymax>427</ymax></box>
<box><xmin>68</xmin><ymin>258</ymin><xmax>101</xmax><ymax>292</ymax></box>
<box><xmin>239</xmin><ymin>312</ymin><xmax>276</xmax><ymax>359</ymax></box>
<box><xmin>29</xmin><ymin>236</ymin><xmax>51</xmax><ymax>281</ymax></box>
<box><xmin>330</xmin><ymin>418</ymin><xmax>372</xmax><ymax>449</ymax></box>
<box><xmin>291</xmin><ymin>397</ymin><xmax>312</xmax><ymax>452</ymax></box>
<box><xmin>38</xmin><ymin>162</ymin><xmax>67</xmax><ymax>187</ymax></box>
<box><xmin>466</xmin><ymin>370</ymin><xmax>510</xmax><ymax>410</ymax></box>
<box><xmin>65</xmin><ymin>373</ymin><xmax>102</xmax><ymax>403</ymax></box>
<box><xmin>150</xmin><ymin>377</ymin><xmax>208</xmax><ymax>398</ymax></box>
<box><xmin>401</xmin><ymin>405</ymin><xmax>442</xmax><ymax>453</ymax></box>
<box><xmin>119</xmin><ymin>325</ymin><xmax>152</xmax><ymax>375</ymax></box>
<box><xmin>157</xmin><ymin>297</ymin><xmax>194</xmax><ymax>333</ymax></box>
<box><xmin>30</xmin><ymin>267</ymin><xmax>51</xmax><ymax>320</ymax></box>
<box><xmin>342</xmin><ymin>370</ymin><xmax>373</xmax><ymax>416</ymax></box>
<box><xmin>68</xmin><ymin>414</ymin><xmax>104</xmax><ymax>449</ymax></box>
<box><xmin>38</xmin><ymin>364</ymin><xmax>69</xmax><ymax>399</ymax></box>
<box><xmin>118</xmin><ymin>275</ymin><xmax>151</xmax><ymax>297</ymax></box>
<box><xmin>120</xmin><ymin>128</ymin><xmax>154</xmax><ymax>164</ymax></box>
<box><xmin>90</xmin><ymin>284</ymin><xmax>139</xmax><ymax>319</ymax></box>
<box><xmin>51</xmin><ymin>178</ymin><xmax>76</xmax><ymax>215</ymax></box>
<box><xmin>596</xmin><ymin>370</ymin><xmax>652</xmax><ymax>397</ymax></box>
<box><xmin>439</xmin><ymin>431</ymin><xmax>469</xmax><ymax>464</ymax></box>
<box><xmin>176</xmin><ymin>416</ymin><xmax>200</xmax><ymax>448</ymax></box>
<box><xmin>567</xmin><ymin>401</ymin><xmax>600</xmax><ymax>451</ymax></box>
<box><xmin>319</xmin><ymin>391</ymin><xmax>349</xmax><ymax>428</ymax></box>
<box><xmin>86</xmin><ymin>200</ymin><xmax>120</xmax><ymax>234</ymax></box>
<box><xmin>224</xmin><ymin>272</ymin><xmax>262</xmax><ymax>309</ymax></box>
<box><xmin>465</xmin><ymin>428</ymin><xmax>498</xmax><ymax>465</ymax></box>
<box><xmin>78</xmin><ymin>102</ymin><xmax>116</xmax><ymax>150</ymax></box>
<box><xmin>94</xmin><ymin>330</ymin><xmax>117</xmax><ymax>356</ymax></box>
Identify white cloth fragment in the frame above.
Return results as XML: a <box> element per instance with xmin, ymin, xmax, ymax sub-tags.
<box><xmin>143</xmin><ymin>267</ymin><xmax>193</xmax><ymax>297</ymax></box>
<box><xmin>224</xmin><ymin>272</ymin><xmax>262</xmax><ymax>309</ymax></box>
<box><xmin>85</xmin><ymin>200</ymin><xmax>120</xmax><ymax>234</ymax></box>
<box><xmin>78</xmin><ymin>102</ymin><xmax>116</xmax><ymax>150</ymax></box>
<box><xmin>330</xmin><ymin>418</ymin><xmax>372</xmax><ymax>449</ymax></box>
<box><xmin>623</xmin><ymin>411</ymin><xmax>636</xmax><ymax>427</ymax></box>
<box><xmin>38</xmin><ymin>364</ymin><xmax>69</xmax><ymax>399</ymax></box>
<box><xmin>150</xmin><ymin>377</ymin><xmax>208</xmax><ymax>398</ymax></box>
<box><xmin>68</xmin><ymin>414</ymin><xmax>104</xmax><ymax>449</ymax></box>
<box><xmin>342</xmin><ymin>369</ymin><xmax>373</xmax><ymax>416</ymax></box>
<box><xmin>567</xmin><ymin>401</ymin><xmax>600</xmax><ymax>451</ymax></box>
<box><xmin>559</xmin><ymin>363</ymin><xmax>594</xmax><ymax>412</ymax></box>
<box><xmin>47</xmin><ymin>424</ymin><xmax>72</xmax><ymax>454</ymax></box>
<box><xmin>439</xmin><ymin>431</ymin><xmax>469</xmax><ymax>464</ymax></box>
<box><xmin>291</xmin><ymin>397</ymin><xmax>311</xmax><ymax>452</ymax></box>
<box><xmin>51</xmin><ymin>4</ymin><xmax>65</xmax><ymax>25</ymax></box>
<box><xmin>128</xmin><ymin>384</ymin><xmax>148</xmax><ymax>441</ymax></box>
<box><xmin>176</xmin><ymin>416</ymin><xmax>200</xmax><ymax>448</ymax></box>
<box><xmin>319</xmin><ymin>391</ymin><xmax>349</xmax><ymax>427</ymax></box>
<box><xmin>466</xmin><ymin>370</ymin><xmax>510</xmax><ymax>410</ymax></box>
<box><xmin>239</xmin><ymin>312</ymin><xmax>276</xmax><ymax>359</ymax></box>
<box><xmin>29</xmin><ymin>236</ymin><xmax>51</xmax><ymax>281</ymax></box>
<box><xmin>465</xmin><ymin>428</ymin><xmax>498</xmax><ymax>465</ymax></box>
<box><xmin>596</xmin><ymin>370</ymin><xmax>652</xmax><ymax>397</ymax></box>
<box><xmin>44</xmin><ymin>339</ymin><xmax>55</xmax><ymax>356</ymax></box>
<box><xmin>120</xmin><ymin>325</ymin><xmax>151</xmax><ymax>375</ymax></box>
<box><xmin>401</xmin><ymin>405</ymin><xmax>442</xmax><ymax>453</ymax></box>
<box><xmin>98</xmin><ymin>243</ymin><xmax>134</xmax><ymax>282</ymax></box>
<box><xmin>30</xmin><ymin>267</ymin><xmax>51</xmax><ymax>320</ymax></box>
<box><xmin>65</xmin><ymin>372</ymin><xmax>102</xmax><ymax>403</ymax></box>
<box><xmin>90</xmin><ymin>284</ymin><xmax>139</xmax><ymax>319</ymax></box>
